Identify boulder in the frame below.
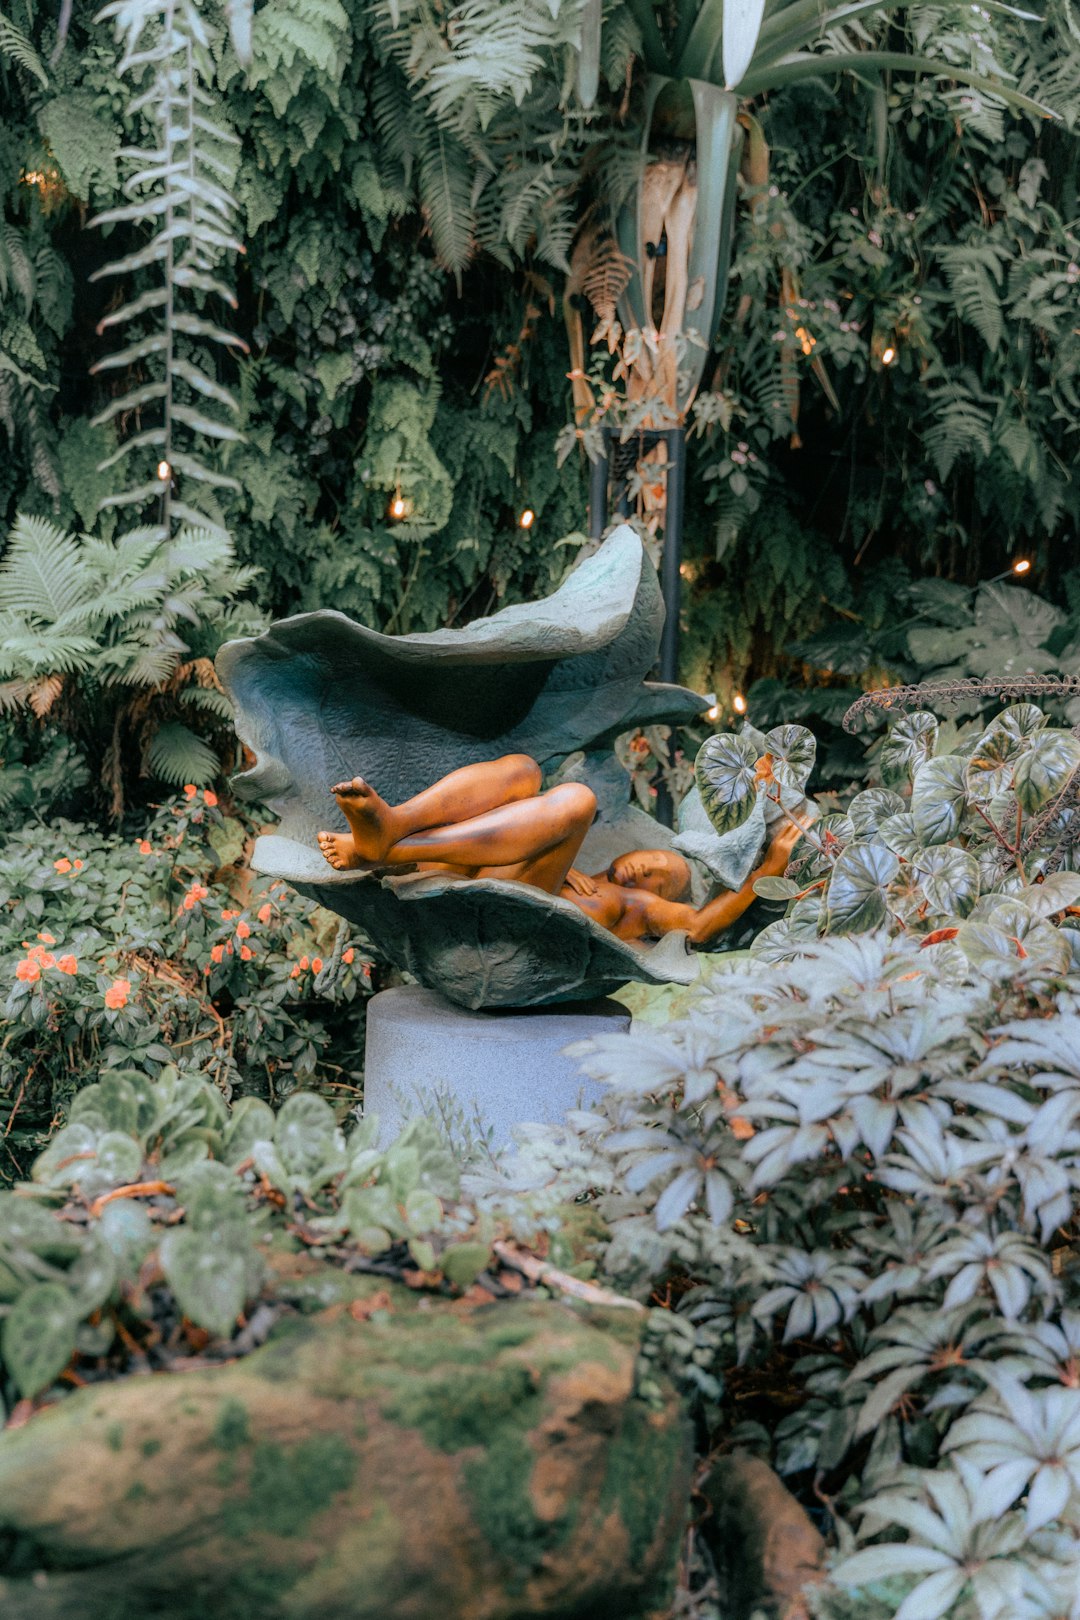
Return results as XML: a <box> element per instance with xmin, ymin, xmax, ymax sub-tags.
<box><xmin>700</xmin><ymin>1453</ymin><xmax>825</xmax><ymax>1620</ymax></box>
<box><xmin>0</xmin><ymin>1286</ymin><xmax>692</xmax><ymax>1620</ymax></box>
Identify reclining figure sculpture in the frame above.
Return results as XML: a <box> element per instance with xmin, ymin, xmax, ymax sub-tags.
<box><xmin>317</xmin><ymin>757</ymin><xmax>799</xmax><ymax>946</ymax></box>
<box><xmin>218</xmin><ymin>525</ymin><xmax>792</xmax><ymax>1009</ymax></box>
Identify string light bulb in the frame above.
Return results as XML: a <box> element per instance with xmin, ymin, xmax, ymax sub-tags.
<box><xmin>880</xmin><ymin>346</ymin><xmax>897</xmax><ymax>366</ymax></box>
<box><xmin>706</xmin><ymin>705</ymin><xmax>720</xmax><ymax>722</ymax></box>
<box><xmin>518</xmin><ymin>508</ymin><xmax>535</xmax><ymax>530</ymax></box>
<box><xmin>156</xmin><ymin>460</ymin><xmax>171</xmax><ymax>482</ymax></box>
<box><xmin>1013</xmin><ymin>558</ymin><xmax>1032</xmax><ymax>575</ymax></box>
<box><xmin>389</xmin><ymin>492</ymin><xmax>407</xmax><ymax>521</ymax></box>
<box><xmin>733</xmin><ymin>693</ymin><xmax>747</xmax><ymax>714</ymax></box>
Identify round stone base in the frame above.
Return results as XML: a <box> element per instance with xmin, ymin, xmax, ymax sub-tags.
<box><xmin>364</xmin><ymin>985</ymin><xmax>629</xmax><ymax>1147</ymax></box>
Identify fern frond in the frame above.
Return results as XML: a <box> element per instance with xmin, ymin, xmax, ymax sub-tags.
<box><xmin>0</xmin><ymin>11</ymin><xmax>47</xmax><ymax>85</ymax></box>
<box><xmin>145</xmin><ymin>721</ymin><xmax>219</xmax><ymax>785</ymax></box>
<box><xmin>0</xmin><ymin>514</ymin><xmax>92</xmax><ymax>622</ymax></box>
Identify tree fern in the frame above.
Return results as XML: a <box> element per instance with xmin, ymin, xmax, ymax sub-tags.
<box><xmin>90</xmin><ymin>0</ymin><xmax>247</xmax><ymax>537</ymax></box>
<box><xmin>0</xmin><ymin>514</ymin><xmax>93</xmax><ymax>623</ymax></box>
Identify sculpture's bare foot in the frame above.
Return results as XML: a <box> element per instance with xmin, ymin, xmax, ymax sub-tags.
<box><xmin>317</xmin><ymin>830</ymin><xmax>365</xmax><ymax>871</ymax></box>
<box><xmin>329</xmin><ymin>776</ymin><xmax>399</xmax><ymax>863</ymax></box>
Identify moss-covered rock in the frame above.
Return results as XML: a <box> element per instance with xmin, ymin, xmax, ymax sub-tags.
<box><xmin>0</xmin><ymin>1287</ymin><xmax>691</xmax><ymax>1619</ymax></box>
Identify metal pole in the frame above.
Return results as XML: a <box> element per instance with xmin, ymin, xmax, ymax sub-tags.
<box><xmin>587</xmin><ymin>439</ymin><xmax>608</xmax><ymax>539</ymax></box>
<box><xmin>659</xmin><ymin>427</ymin><xmax>686</xmax><ymax>688</ymax></box>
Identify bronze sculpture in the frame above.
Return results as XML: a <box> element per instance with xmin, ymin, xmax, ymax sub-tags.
<box><xmin>218</xmin><ymin>525</ymin><xmax>792</xmax><ymax>1008</ymax></box>
<box><xmin>317</xmin><ymin>757</ymin><xmax>801</xmax><ymax>946</ymax></box>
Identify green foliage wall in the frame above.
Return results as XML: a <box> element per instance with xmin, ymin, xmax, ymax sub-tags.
<box><xmin>0</xmin><ymin>0</ymin><xmax>588</xmax><ymax>634</ymax></box>
<box><xmin>0</xmin><ymin>0</ymin><xmax>1078</xmax><ymax>687</ymax></box>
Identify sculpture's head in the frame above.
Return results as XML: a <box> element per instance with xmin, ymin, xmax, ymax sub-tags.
<box><xmin>607</xmin><ymin>849</ymin><xmax>693</xmax><ymax>902</ymax></box>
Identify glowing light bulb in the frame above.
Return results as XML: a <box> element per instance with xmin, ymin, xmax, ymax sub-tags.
<box><xmin>706</xmin><ymin>705</ymin><xmax>720</xmax><ymax>722</ymax></box>
<box><xmin>733</xmin><ymin>693</ymin><xmax>747</xmax><ymax>714</ymax></box>
<box><xmin>389</xmin><ymin>495</ymin><xmax>407</xmax><ymax>520</ymax></box>
<box><xmin>880</xmin><ymin>346</ymin><xmax>897</xmax><ymax>366</ymax></box>
<box><xmin>1013</xmin><ymin>558</ymin><xmax>1032</xmax><ymax>575</ymax></box>
<box><xmin>518</xmin><ymin>508</ymin><xmax>535</xmax><ymax>530</ymax></box>
<box><xmin>156</xmin><ymin>460</ymin><xmax>171</xmax><ymax>482</ymax></box>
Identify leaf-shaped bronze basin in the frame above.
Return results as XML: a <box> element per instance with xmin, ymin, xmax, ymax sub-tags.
<box><xmin>217</xmin><ymin>527</ymin><xmax>706</xmax><ymax>1008</ymax></box>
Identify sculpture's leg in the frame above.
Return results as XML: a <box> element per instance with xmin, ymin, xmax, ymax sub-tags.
<box><xmin>386</xmin><ymin>782</ymin><xmax>597</xmax><ymax>894</ymax></box>
<box><xmin>319</xmin><ymin>755</ymin><xmax>542</xmax><ymax>870</ymax></box>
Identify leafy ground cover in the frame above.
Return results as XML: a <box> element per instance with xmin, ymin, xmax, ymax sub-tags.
<box><xmin>520</xmin><ymin>931</ymin><xmax>1080</xmax><ymax>1618</ymax></box>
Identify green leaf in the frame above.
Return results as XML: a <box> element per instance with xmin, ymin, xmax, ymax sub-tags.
<box><xmin>695</xmin><ymin>732</ymin><xmax>760</xmax><ymax>836</ymax></box>
<box><xmin>753</xmin><ymin>875</ymin><xmax>801</xmax><ymax>900</ymax></box>
<box><xmin>879</xmin><ymin>711</ymin><xmax>938</xmax><ymax>787</ymax></box>
<box><xmin>913</xmin><ymin>846</ymin><xmax>980</xmax><ymax>919</ymax></box>
<box><xmin>877</xmin><ymin>812</ymin><xmax>921</xmax><ymax>859</ymax></box>
<box><xmin>2</xmin><ymin>1282</ymin><xmax>78</xmax><ymax>1398</ymax></box>
<box><xmin>762</xmin><ymin>723</ymin><xmax>816</xmax><ymax>791</ymax></box>
<box><xmin>911</xmin><ymin>756</ymin><xmax>968</xmax><ymax>846</ymax></box>
<box><xmin>723</xmin><ymin>0</ymin><xmax>767</xmax><ymax>87</ymax></box>
<box><xmin>1014</xmin><ymin>730</ymin><xmax>1080</xmax><ymax>814</ymax></box>
<box><xmin>848</xmin><ymin>788</ymin><xmax>906</xmax><ymax>838</ymax></box>
<box><xmin>145</xmin><ymin>725</ymin><xmax>219</xmax><ymax>788</ymax></box>
<box><xmin>159</xmin><ymin>1227</ymin><xmax>250</xmax><ymax>1339</ymax></box>
<box><xmin>441</xmin><ymin>1241</ymin><xmax>492</xmax><ymax>1288</ymax></box>
<box><xmin>222</xmin><ymin>1097</ymin><xmax>276</xmax><ymax>1165</ymax></box>
<box><xmin>1022</xmin><ymin>873</ymin><xmax>1080</xmax><ymax>919</ymax></box>
<box><xmin>404</xmin><ymin>1188</ymin><xmax>442</xmax><ymax>1233</ymax></box>
<box><xmin>824</xmin><ymin>842</ymin><xmax>900</xmax><ymax>934</ymax></box>
<box><xmin>94</xmin><ymin>1131</ymin><xmax>144</xmax><ymax>1185</ymax></box>
<box><xmin>0</xmin><ymin>13</ymin><xmax>48</xmax><ymax>85</ymax></box>
<box><xmin>965</xmin><ymin>724</ymin><xmax>1025</xmax><ymax>802</ymax></box>
<box><xmin>274</xmin><ymin>1092</ymin><xmax>346</xmax><ymax>1188</ymax></box>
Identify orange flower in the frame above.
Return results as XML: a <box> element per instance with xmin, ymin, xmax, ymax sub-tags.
<box><xmin>290</xmin><ymin>964</ymin><xmax>301</xmax><ymax>979</ymax></box>
<box><xmin>203</xmin><ymin>790</ymin><xmax>218</xmax><ymax>808</ymax></box>
<box><xmin>138</xmin><ymin>840</ymin><xmax>153</xmax><ymax>856</ymax></box>
<box><xmin>257</xmin><ymin>903</ymin><xmax>272</xmax><ymax>925</ymax></box>
<box><xmin>15</xmin><ymin>959</ymin><xmax>40</xmax><ymax>983</ymax></box>
<box><xmin>311</xmin><ymin>957</ymin><xmax>323</xmax><ymax>975</ymax></box>
<box><xmin>236</xmin><ymin>919</ymin><xmax>251</xmax><ymax>939</ymax></box>
<box><xmin>210</xmin><ymin>944</ymin><xmax>226</xmax><ymax>964</ymax></box>
<box><xmin>56</xmin><ymin>955</ymin><xmax>77</xmax><ymax>976</ymax></box>
<box><xmin>37</xmin><ymin>953</ymin><xmax>56</xmax><ymax>971</ymax></box>
<box><xmin>222</xmin><ymin>909</ymin><xmax>238</xmax><ymax>921</ymax></box>
<box><xmin>54</xmin><ymin>858</ymin><xmax>72</xmax><ymax>874</ymax></box>
<box><xmin>73</xmin><ymin>859</ymin><xmax>84</xmax><ymax>871</ymax></box>
<box><xmin>104</xmin><ymin>978</ymin><xmax>131</xmax><ymax>1010</ymax></box>
<box><xmin>298</xmin><ymin>956</ymin><xmax>309</xmax><ymax>971</ymax></box>
<box><xmin>240</xmin><ymin>944</ymin><xmax>254</xmax><ymax>961</ymax></box>
<box><xmin>38</xmin><ymin>932</ymin><xmax>56</xmax><ymax>945</ymax></box>
<box><xmin>183</xmin><ymin>784</ymin><xmax>198</xmax><ymax>799</ymax></box>
<box><xmin>343</xmin><ymin>948</ymin><xmax>355</xmax><ymax>965</ymax></box>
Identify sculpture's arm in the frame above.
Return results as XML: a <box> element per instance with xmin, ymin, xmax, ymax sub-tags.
<box><xmin>641</xmin><ymin>820</ymin><xmax>804</xmax><ymax>947</ymax></box>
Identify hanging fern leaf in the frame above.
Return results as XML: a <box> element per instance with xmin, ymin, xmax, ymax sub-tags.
<box><xmin>418</xmin><ymin>126</ymin><xmax>475</xmax><ymax>274</ymax></box>
<box><xmin>145</xmin><ymin>722</ymin><xmax>220</xmax><ymax>786</ymax></box>
<box><xmin>937</xmin><ymin>243</ymin><xmax>1006</xmax><ymax>352</ymax></box>
<box><xmin>0</xmin><ymin>10</ymin><xmax>47</xmax><ymax>85</ymax></box>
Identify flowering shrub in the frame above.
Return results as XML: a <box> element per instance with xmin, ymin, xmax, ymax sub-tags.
<box><xmin>0</xmin><ymin>789</ymin><xmax>372</xmax><ymax>1183</ymax></box>
<box><xmin>497</xmin><ymin>934</ymin><xmax>1080</xmax><ymax>1617</ymax></box>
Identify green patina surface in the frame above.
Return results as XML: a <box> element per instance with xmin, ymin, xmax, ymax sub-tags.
<box><xmin>600</xmin><ymin>1395</ymin><xmax>687</xmax><ymax>1571</ymax></box>
<box><xmin>221</xmin><ymin>1434</ymin><xmax>356</xmax><ymax>1540</ymax></box>
<box><xmin>464</xmin><ymin>1433</ymin><xmax>577</xmax><ymax>1583</ymax></box>
<box><xmin>212</xmin><ymin>1398</ymin><xmax>251</xmax><ymax>1452</ymax></box>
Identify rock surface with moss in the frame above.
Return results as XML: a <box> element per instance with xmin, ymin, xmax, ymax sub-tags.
<box><xmin>0</xmin><ymin>1284</ymin><xmax>691</xmax><ymax>1619</ymax></box>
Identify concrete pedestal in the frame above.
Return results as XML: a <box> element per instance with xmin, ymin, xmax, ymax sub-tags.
<box><xmin>364</xmin><ymin>985</ymin><xmax>629</xmax><ymax>1147</ymax></box>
